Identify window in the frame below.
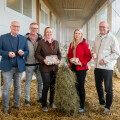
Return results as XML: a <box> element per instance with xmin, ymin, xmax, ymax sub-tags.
<box><xmin>90</xmin><ymin>17</ymin><xmax>95</xmax><ymax>41</ymax></box>
<box><xmin>112</xmin><ymin>0</ymin><xmax>120</xmax><ymax>43</ymax></box>
<box><xmin>23</xmin><ymin>0</ymin><xmax>32</xmax><ymax>18</ymax></box>
<box><xmin>45</xmin><ymin>13</ymin><xmax>48</xmax><ymax>26</ymax></box>
<box><xmin>7</xmin><ymin>0</ymin><xmax>32</xmax><ymax>18</ymax></box>
<box><xmin>40</xmin><ymin>9</ymin><xmax>48</xmax><ymax>26</ymax></box>
<box><xmin>87</xmin><ymin>22</ymin><xmax>90</xmax><ymax>40</ymax></box>
<box><xmin>52</xmin><ymin>19</ymin><xmax>56</xmax><ymax>29</ymax></box>
<box><xmin>41</xmin><ymin>9</ymin><xmax>44</xmax><ymax>24</ymax></box>
<box><xmin>52</xmin><ymin>14</ymin><xmax>56</xmax><ymax>29</ymax></box>
<box><xmin>7</xmin><ymin>0</ymin><xmax>22</xmax><ymax>13</ymax></box>
<box><xmin>97</xmin><ymin>6</ymin><xmax>107</xmax><ymax>34</ymax></box>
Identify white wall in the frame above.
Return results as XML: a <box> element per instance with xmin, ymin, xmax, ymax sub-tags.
<box><xmin>0</xmin><ymin>0</ymin><xmax>37</xmax><ymax>36</ymax></box>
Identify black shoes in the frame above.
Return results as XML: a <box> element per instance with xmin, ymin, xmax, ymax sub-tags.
<box><xmin>37</xmin><ymin>97</ymin><xmax>42</xmax><ymax>103</ymax></box>
<box><xmin>12</xmin><ymin>106</ymin><xmax>22</xmax><ymax>110</ymax></box>
<box><xmin>25</xmin><ymin>99</ymin><xmax>30</xmax><ymax>106</ymax></box>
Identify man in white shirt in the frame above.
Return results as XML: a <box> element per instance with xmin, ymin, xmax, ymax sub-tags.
<box><xmin>91</xmin><ymin>21</ymin><xmax>120</xmax><ymax>114</ymax></box>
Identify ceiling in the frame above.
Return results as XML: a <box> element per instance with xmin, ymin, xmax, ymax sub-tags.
<box><xmin>44</xmin><ymin>0</ymin><xmax>107</xmax><ymax>28</ymax></box>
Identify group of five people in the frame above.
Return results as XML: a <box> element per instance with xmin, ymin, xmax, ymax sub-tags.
<box><xmin>0</xmin><ymin>20</ymin><xmax>119</xmax><ymax>115</ymax></box>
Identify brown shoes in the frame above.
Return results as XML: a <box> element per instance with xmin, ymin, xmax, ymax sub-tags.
<box><xmin>3</xmin><ymin>106</ymin><xmax>21</xmax><ymax>115</ymax></box>
<box><xmin>3</xmin><ymin>109</ymin><xmax>9</xmax><ymax>115</ymax></box>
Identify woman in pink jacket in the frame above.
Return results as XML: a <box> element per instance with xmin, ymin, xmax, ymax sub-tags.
<box><xmin>67</xmin><ymin>29</ymin><xmax>91</xmax><ymax>113</ymax></box>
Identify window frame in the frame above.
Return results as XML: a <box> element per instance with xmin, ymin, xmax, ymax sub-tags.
<box><xmin>5</xmin><ymin>0</ymin><xmax>33</xmax><ymax>19</ymax></box>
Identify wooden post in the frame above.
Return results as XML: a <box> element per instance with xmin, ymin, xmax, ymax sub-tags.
<box><xmin>95</xmin><ymin>16</ymin><xmax>98</xmax><ymax>36</ymax></box>
<box><xmin>107</xmin><ymin>1</ymin><xmax>112</xmax><ymax>31</ymax></box>
<box><xmin>36</xmin><ymin>0</ymin><xmax>40</xmax><ymax>33</ymax></box>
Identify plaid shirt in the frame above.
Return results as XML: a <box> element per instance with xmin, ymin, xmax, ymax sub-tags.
<box><xmin>29</xmin><ymin>34</ymin><xmax>38</xmax><ymax>46</ymax></box>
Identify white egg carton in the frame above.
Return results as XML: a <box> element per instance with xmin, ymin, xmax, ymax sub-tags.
<box><xmin>46</xmin><ymin>55</ymin><xmax>59</xmax><ymax>65</ymax></box>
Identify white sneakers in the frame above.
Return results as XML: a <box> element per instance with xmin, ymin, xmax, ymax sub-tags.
<box><xmin>42</xmin><ymin>107</ymin><xmax>48</xmax><ymax>112</ymax></box>
<box><xmin>103</xmin><ymin>108</ymin><xmax>109</xmax><ymax>114</ymax></box>
<box><xmin>50</xmin><ymin>104</ymin><xmax>57</xmax><ymax>109</ymax></box>
<box><xmin>78</xmin><ymin>108</ymin><xmax>85</xmax><ymax>113</ymax></box>
<box><xmin>42</xmin><ymin>104</ymin><xmax>57</xmax><ymax>112</ymax></box>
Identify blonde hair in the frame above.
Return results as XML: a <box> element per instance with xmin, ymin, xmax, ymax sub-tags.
<box><xmin>44</xmin><ymin>27</ymin><xmax>52</xmax><ymax>37</ymax></box>
<box><xmin>71</xmin><ymin>29</ymin><xmax>83</xmax><ymax>49</ymax></box>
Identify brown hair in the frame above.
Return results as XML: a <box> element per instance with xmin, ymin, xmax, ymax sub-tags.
<box><xmin>30</xmin><ymin>22</ymin><xmax>38</xmax><ymax>26</ymax></box>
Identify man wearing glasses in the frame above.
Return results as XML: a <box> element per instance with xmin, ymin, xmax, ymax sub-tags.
<box><xmin>0</xmin><ymin>21</ymin><xmax>29</xmax><ymax>114</ymax></box>
<box><xmin>91</xmin><ymin>21</ymin><xmax>120</xmax><ymax>114</ymax></box>
<box><xmin>24</xmin><ymin>23</ymin><xmax>43</xmax><ymax>106</ymax></box>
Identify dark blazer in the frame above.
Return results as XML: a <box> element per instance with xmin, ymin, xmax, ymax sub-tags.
<box><xmin>0</xmin><ymin>33</ymin><xmax>29</xmax><ymax>72</ymax></box>
<box><xmin>35</xmin><ymin>39</ymin><xmax>61</xmax><ymax>72</ymax></box>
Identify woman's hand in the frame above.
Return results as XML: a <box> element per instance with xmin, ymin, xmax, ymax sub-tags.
<box><xmin>74</xmin><ymin>60</ymin><xmax>82</xmax><ymax>66</ymax></box>
<box><xmin>70</xmin><ymin>58</ymin><xmax>82</xmax><ymax>66</ymax></box>
<box><xmin>44</xmin><ymin>59</ymin><xmax>49</xmax><ymax>65</ymax></box>
<box><xmin>69</xmin><ymin>58</ymin><xmax>74</xmax><ymax>63</ymax></box>
<box><xmin>56</xmin><ymin>59</ymin><xmax>60</xmax><ymax>64</ymax></box>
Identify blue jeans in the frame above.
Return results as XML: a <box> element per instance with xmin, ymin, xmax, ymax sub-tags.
<box><xmin>24</xmin><ymin>65</ymin><xmax>43</xmax><ymax>101</ymax></box>
<box><xmin>2</xmin><ymin>67</ymin><xmax>22</xmax><ymax>110</ymax></box>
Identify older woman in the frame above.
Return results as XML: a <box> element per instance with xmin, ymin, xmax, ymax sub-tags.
<box><xmin>67</xmin><ymin>29</ymin><xmax>91</xmax><ymax>113</ymax></box>
<box><xmin>35</xmin><ymin>27</ymin><xmax>61</xmax><ymax>112</ymax></box>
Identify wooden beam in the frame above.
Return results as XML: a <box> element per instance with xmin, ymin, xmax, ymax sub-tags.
<box><xmin>42</xmin><ymin>0</ymin><xmax>62</xmax><ymax>21</ymax></box>
<box><xmin>42</xmin><ymin>0</ymin><xmax>57</xmax><ymax>17</ymax></box>
<box><xmin>107</xmin><ymin>1</ymin><xmax>112</xmax><ymax>31</ymax></box>
<box><xmin>36</xmin><ymin>0</ymin><xmax>40</xmax><ymax>32</ymax></box>
<box><xmin>95</xmin><ymin>16</ymin><xmax>98</xmax><ymax>36</ymax></box>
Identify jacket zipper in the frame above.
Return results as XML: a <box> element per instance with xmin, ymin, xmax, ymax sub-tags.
<box><xmin>96</xmin><ymin>38</ymin><xmax>104</xmax><ymax>67</ymax></box>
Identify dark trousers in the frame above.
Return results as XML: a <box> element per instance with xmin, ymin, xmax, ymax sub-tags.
<box><xmin>75</xmin><ymin>70</ymin><xmax>87</xmax><ymax>109</ymax></box>
<box><xmin>41</xmin><ymin>71</ymin><xmax>56</xmax><ymax>107</ymax></box>
<box><xmin>94</xmin><ymin>68</ymin><xmax>113</xmax><ymax>109</ymax></box>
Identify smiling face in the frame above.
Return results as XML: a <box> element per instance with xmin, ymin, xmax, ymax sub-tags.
<box><xmin>74</xmin><ymin>30</ymin><xmax>82</xmax><ymax>41</ymax></box>
<box><xmin>44</xmin><ymin>28</ymin><xmax>53</xmax><ymax>39</ymax></box>
<box><xmin>99</xmin><ymin>22</ymin><xmax>109</xmax><ymax>35</ymax></box>
<box><xmin>29</xmin><ymin>24</ymin><xmax>38</xmax><ymax>35</ymax></box>
<box><xmin>10</xmin><ymin>21</ymin><xmax>20</xmax><ymax>36</ymax></box>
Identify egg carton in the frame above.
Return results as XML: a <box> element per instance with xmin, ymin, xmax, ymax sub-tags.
<box><xmin>46</xmin><ymin>55</ymin><xmax>59</xmax><ymax>65</ymax></box>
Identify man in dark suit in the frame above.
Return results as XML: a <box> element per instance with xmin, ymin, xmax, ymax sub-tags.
<box><xmin>0</xmin><ymin>21</ymin><xmax>29</xmax><ymax>114</ymax></box>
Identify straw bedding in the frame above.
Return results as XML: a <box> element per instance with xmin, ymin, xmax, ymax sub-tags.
<box><xmin>0</xmin><ymin>67</ymin><xmax>120</xmax><ymax>120</ymax></box>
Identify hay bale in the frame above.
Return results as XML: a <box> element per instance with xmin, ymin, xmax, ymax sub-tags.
<box><xmin>55</xmin><ymin>64</ymin><xmax>79</xmax><ymax>115</ymax></box>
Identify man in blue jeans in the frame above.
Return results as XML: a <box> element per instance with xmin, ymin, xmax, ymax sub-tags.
<box><xmin>24</xmin><ymin>23</ymin><xmax>43</xmax><ymax>106</ymax></box>
<box><xmin>92</xmin><ymin>21</ymin><xmax>120</xmax><ymax>114</ymax></box>
<box><xmin>0</xmin><ymin>21</ymin><xmax>29</xmax><ymax>114</ymax></box>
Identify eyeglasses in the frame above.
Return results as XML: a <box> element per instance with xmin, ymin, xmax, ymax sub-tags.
<box><xmin>11</xmin><ymin>25</ymin><xmax>20</xmax><ymax>28</ymax></box>
<box><xmin>99</xmin><ymin>26</ymin><xmax>107</xmax><ymax>29</ymax></box>
<box><xmin>30</xmin><ymin>27</ymin><xmax>38</xmax><ymax>30</ymax></box>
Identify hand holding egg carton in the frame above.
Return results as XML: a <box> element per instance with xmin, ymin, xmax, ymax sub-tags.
<box><xmin>71</xmin><ymin>57</ymin><xmax>79</xmax><ymax>64</ymax></box>
<box><xmin>46</xmin><ymin>55</ymin><xmax>60</xmax><ymax>65</ymax></box>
